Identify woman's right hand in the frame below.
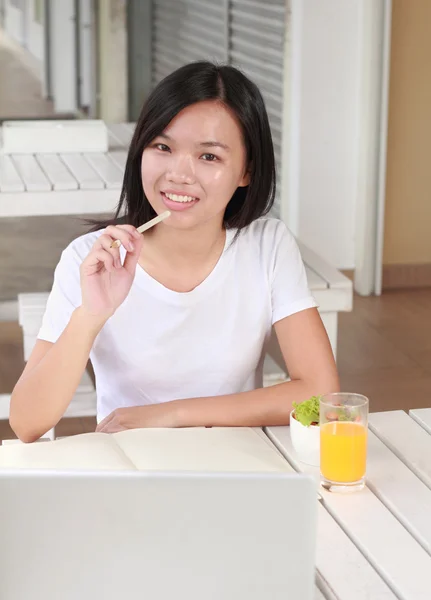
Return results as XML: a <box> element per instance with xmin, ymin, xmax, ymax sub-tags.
<box><xmin>79</xmin><ymin>225</ymin><xmax>144</xmax><ymax>321</ymax></box>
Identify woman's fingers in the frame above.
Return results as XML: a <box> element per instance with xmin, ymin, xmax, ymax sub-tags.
<box><xmin>95</xmin><ymin>413</ymin><xmax>112</xmax><ymax>432</ymax></box>
<box><xmin>92</xmin><ymin>225</ymin><xmax>143</xmax><ymax>269</ymax></box>
<box><xmin>82</xmin><ymin>248</ymin><xmax>115</xmax><ymax>274</ymax></box>
<box><xmin>96</xmin><ymin>409</ymin><xmax>125</xmax><ymax>433</ymax></box>
<box><xmin>97</xmin><ymin>234</ymin><xmax>122</xmax><ymax>268</ymax></box>
<box><xmin>115</xmin><ymin>224</ymin><xmax>142</xmax><ymax>238</ymax></box>
<box><xmin>123</xmin><ymin>234</ymin><xmax>144</xmax><ymax>276</ymax></box>
<box><xmin>105</xmin><ymin>225</ymin><xmax>141</xmax><ymax>251</ymax></box>
<box><xmin>81</xmin><ymin>224</ymin><xmax>143</xmax><ymax>276</ymax></box>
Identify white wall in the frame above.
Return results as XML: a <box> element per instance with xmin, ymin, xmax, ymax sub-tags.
<box><xmin>286</xmin><ymin>0</ymin><xmax>362</xmax><ymax>270</ymax></box>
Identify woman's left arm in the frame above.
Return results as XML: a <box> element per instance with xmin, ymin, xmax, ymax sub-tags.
<box><xmin>96</xmin><ymin>307</ymin><xmax>339</xmax><ymax>432</ymax></box>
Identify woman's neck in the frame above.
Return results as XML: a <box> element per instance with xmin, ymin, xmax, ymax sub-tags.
<box><xmin>143</xmin><ymin>220</ymin><xmax>226</xmax><ymax>268</ymax></box>
<box><xmin>137</xmin><ymin>218</ymin><xmax>228</xmax><ymax>293</ymax></box>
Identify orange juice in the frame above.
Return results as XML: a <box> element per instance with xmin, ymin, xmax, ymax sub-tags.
<box><xmin>320</xmin><ymin>421</ymin><xmax>367</xmax><ymax>483</ymax></box>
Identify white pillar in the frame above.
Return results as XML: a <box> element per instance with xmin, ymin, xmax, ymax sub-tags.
<box><xmin>354</xmin><ymin>0</ymin><xmax>392</xmax><ymax>296</ymax></box>
<box><xmin>97</xmin><ymin>0</ymin><xmax>128</xmax><ymax>123</ymax></box>
<box><xmin>49</xmin><ymin>0</ymin><xmax>77</xmax><ymax>114</ymax></box>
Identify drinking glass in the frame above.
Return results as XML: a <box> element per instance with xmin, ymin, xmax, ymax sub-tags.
<box><xmin>320</xmin><ymin>393</ymin><xmax>369</xmax><ymax>493</ymax></box>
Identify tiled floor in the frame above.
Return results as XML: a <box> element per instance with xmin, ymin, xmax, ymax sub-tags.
<box><xmin>337</xmin><ymin>289</ymin><xmax>431</xmax><ymax>413</ymax></box>
<box><xmin>0</xmin><ymin>288</ymin><xmax>430</xmax><ymax>440</ymax></box>
<box><xmin>0</xmin><ymin>214</ymin><xmax>109</xmax><ymax>302</ymax></box>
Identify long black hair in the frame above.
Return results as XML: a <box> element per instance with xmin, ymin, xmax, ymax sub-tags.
<box><xmin>92</xmin><ymin>61</ymin><xmax>276</xmax><ymax>231</ymax></box>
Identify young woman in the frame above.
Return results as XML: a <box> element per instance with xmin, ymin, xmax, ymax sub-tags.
<box><xmin>10</xmin><ymin>61</ymin><xmax>339</xmax><ymax>442</ymax></box>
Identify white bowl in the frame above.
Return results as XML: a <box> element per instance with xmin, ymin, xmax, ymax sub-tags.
<box><xmin>289</xmin><ymin>409</ymin><xmax>320</xmax><ymax>467</ymax></box>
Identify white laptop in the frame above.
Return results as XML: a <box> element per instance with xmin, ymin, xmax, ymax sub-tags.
<box><xmin>0</xmin><ymin>428</ymin><xmax>317</xmax><ymax>599</ymax></box>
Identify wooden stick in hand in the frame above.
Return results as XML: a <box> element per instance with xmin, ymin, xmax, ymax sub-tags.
<box><xmin>110</xmin><ymin>211</ymin><xmax>171</xmax><ymax>249</ymax></box>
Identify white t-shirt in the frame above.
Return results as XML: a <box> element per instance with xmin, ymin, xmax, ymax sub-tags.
<box><xmin>38</xmin><ymin>218</ymin><xmax>317</xmax><ymax>421</ymax></box>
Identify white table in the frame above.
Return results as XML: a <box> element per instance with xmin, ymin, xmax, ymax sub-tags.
<box><xmin>0</xmin><ymin>123</ymin><xmax>134</xmax><ymax>217</ymax></box>
<box><xmin>266</xmin><ymin>408</ymin><xmax>431</xmax><ymax>600</ymax></box>
<box><xmin>4</xmin><ymin>410</ymin><xmax>430</xmax><ymax>599</ymax></box>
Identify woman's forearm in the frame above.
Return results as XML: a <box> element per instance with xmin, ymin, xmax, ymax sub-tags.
<box><xmin>10</xmin><ymin>307</ymin><xmax>106</xmax><ymax>443</ymax></box>
<box><xmin>171</xmin><ymin>375</ymin><xmax>340</xmax><ymax>428</ymax></box>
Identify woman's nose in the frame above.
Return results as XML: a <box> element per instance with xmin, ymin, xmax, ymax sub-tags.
<box><xmin>166</xmin><ymin>154</ymin><xmax>195</xmax><ymax>184</ymax></box>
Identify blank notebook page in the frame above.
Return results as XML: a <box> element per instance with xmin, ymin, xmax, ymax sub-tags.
<box><xmin>113</xmin><ymin>427</ymin><xmax>289</xmax><ymax>472</ymax></box>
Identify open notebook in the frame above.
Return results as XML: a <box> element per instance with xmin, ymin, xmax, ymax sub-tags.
<box><xmin>0</xmin><ymin>427</ymin><xmax>290</xmax><ymax>473</ymax></box>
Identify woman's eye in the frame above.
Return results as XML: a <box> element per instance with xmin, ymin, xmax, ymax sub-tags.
<box><xmin>155</xmin><ymin>143</ymin><xmax>170</xmax><ymax>152</ymax></box>
<box><xmin>201</xmin><ymin>153</ymin><xmax>218</xmax><ymax>162</ymax></box>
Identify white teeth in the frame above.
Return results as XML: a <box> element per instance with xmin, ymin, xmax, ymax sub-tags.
<box><xmin>164</xmin><ymin>193</ymin><xmax>196</xmax><ymax>203</ymax></box>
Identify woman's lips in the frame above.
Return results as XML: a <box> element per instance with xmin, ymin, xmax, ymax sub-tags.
<box><xmin>161</xmin><ymin>192</ymin><xmax>199</xmax><ymax>212</ymax></box>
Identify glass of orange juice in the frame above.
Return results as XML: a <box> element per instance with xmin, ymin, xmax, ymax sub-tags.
<box><xmin>319</xmin><ymin>393</ymin><xmax>369</xmax><ymax>493</ymax></box>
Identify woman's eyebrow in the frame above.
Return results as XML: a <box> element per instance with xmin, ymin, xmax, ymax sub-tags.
<box><xmin>198</xmin><ymin>141</ymin><xmax>230</xmax><ymax>151</ymax></box>
<box><xmin>157</xmin><ymin>134</ymin><xmax>230</xmax><ymax>151</ymax></box>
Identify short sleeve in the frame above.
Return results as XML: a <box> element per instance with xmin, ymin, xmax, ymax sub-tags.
<box><xmin>271</xmin><ymin>221</ymin><xmax>318</xmax><ymax>325</ymax></box>
<box><xmin>37</xmin><ymin>243</ymin><xmax>83</xmax><ymax>343</ymax></box>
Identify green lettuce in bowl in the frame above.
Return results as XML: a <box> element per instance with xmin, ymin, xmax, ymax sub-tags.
<box><xmin>292</xmin><ymin>395</ymin><xmax>360</xmax><ymax>426</ymax></box>
<box><xmin>292</xmin><ymin>396</ymin><xmax>320</xmax><ymax>427</ymax></box>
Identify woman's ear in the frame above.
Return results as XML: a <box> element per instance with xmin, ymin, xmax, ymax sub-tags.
<box><xmin>238</xmin><ymin>169</ymin><xmax>251</xmax><ymax>188</ymax></box>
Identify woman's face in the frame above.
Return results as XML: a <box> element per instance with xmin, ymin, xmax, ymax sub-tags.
<box><xmin>141</xmin><ymin>100</ymin><xmax>249</xmax><ymax>230</ymax></box>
